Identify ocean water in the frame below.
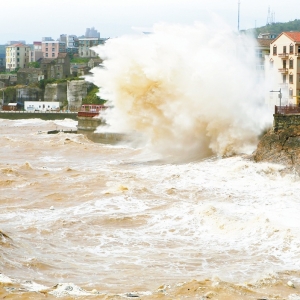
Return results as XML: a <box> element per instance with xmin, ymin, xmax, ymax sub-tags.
<box><xmin>1</xmin><ymin>119</ymin><xmax>300</xmax><ymax>299</ymax></box>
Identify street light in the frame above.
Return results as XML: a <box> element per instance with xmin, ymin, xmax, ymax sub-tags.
<box><xmin>0</xmin><ymin>89</ymin><xmax>4</xmax><ymax>108</ymax></box>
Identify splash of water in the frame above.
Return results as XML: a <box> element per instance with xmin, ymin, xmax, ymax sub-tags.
<box><xmin>90</xmin><ymin>22</ymin><xmax>272</xmax><ymax>160</ymax></box>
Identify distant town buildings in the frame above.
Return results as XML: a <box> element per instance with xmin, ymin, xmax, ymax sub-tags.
<box><xmin>6</xmin><ymin>43</ymin><xmax>30</xmax><ymax>71</ymax></box>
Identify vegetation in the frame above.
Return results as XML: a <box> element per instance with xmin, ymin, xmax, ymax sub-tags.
<box><xmin>70</xmin><ymin>57</ymin><xmax>90</xmax><ymax>64</ymax></box>
<box><xmin>35</xmin><ymin>77</ymin><xmax>84</xmax><ymax>90</ymax></box>
<box><xmin>82</xmin><ymin>83</ymin><xmax>106</xmax><ymax>105</ymax></box>
<box><xmin>247</xmin><ymin>19</ymin><xmax>300</xmax><ymax>37</ymax></box>
<box><xmin>28</xmin><ymin>61</ymin><xmax>40</xmax><ymax>68</ymax></box>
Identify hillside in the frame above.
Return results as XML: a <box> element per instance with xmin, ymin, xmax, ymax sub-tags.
<box><xmin>246</xmin><ymin>19</ymin><xmax>300</xmax><ymax>36</ymax></box>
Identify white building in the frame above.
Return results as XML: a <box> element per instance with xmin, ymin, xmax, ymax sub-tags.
<box><xmin>24</xmin><ymin>101</ymin><xmax>60</xmax><ymax>112</ymax></box>
<box><xmin>269</xmin><ymin>32</ymin><xmax>300</xmax><ymax>106</ymax></box>
<box><xmin>6</xmin><ymin>43</ymin><xmax>30</xmax><ymax>71</ymax></box>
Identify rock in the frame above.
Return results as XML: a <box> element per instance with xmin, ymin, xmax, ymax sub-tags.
<box><xmin>253</xmin><ymin>126</ymin><xmax>300</xmax><ymax>172</ymax></box>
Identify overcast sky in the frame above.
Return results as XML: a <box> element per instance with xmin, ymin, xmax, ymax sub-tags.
<box><xmin>0</xmin><ymin>0</ymin><xmax>299</xmax><ymax>44</ymax></box>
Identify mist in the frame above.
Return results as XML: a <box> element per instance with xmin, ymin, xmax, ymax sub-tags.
<box><xmin>90</xmin><ymin>21</ymin><xmax>272</xmax><ymax>160</ymax></box>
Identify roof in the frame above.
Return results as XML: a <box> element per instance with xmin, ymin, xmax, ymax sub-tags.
<box><xmin>17</xmin><ymin>68</ymin><xmax>42</xmax><ymax>74</ymax></box>
<box><xmin>283</xmin><ymin>31</ymin><xmax>300</xmax><ymax>42</ymax></box>
<box><xmin>40</xmin><ymin>58</ymin><xmax>55</xmax><ymax>64</ymax></box>
<box><xmin>57</xmin><ymin>52</ymin><xmax>68</xmax><ymax>58</ymax></box>
<box><xmin>0</xmin><ymin>74</ymin><xmax>10</xmax><ymax>80</ymax></box>
<box><xmin>256</xmin><ymin>38</ymin><xmax>273</xmax><ymax>47</ymax></box>
<box><xmin>7</xmin><ymin>43</ymin><xmax>27</xmax><ymax>48</ymax></box>
<box><xmin>271</xmin><ymin>31</ymin><xmax>300</xmax><ymax>44</ymax></box>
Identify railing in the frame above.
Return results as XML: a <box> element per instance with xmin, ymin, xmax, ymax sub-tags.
<box><xmin>278</xmin><ymin>68</ymin><xmax>288</xmax><ymax>73</ymax></box>
<box><xmin>275</xmin><ymin>105</ymin><xmax>300</xmax><ymax>114</ymax></box>
<box><xmin>278</xmin><ymin>53</ymin><xmax>289</xmax><ymax>58</ymax></box>
<box><xmin>77</xmin><ymin>104</ymin><xmax>108</xmax><ymax>117</ymax></box>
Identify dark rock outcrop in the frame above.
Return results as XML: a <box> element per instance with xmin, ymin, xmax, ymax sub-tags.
<box><xmin>254</xmin><ymin>125</ymin><xmax>300</xmax><ymax>171</ymax></box>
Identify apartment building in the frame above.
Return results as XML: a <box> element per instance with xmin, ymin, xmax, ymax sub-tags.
<box><xmin>6</xmin><ymin>43</ymin><xmax>30</xmax><ymax>71</ymax></box>
<box><xmin>29</xmin><ymin>41</ymin><xmax>43</xmax><ymax>62</ymax></box>
<box><xmin>269</xmin><ymin>32</ymin><xmax>300</xmax><ymax>105</ymax></box>
<box><xmin>78</xmin><ymin>37</ymin><xmax>105</xmax><ymax>58</ymax></box>
<box><xmin>42</xmin><ymin>39</ymin><xmax>66</xmax><ymax>59</ymax></box>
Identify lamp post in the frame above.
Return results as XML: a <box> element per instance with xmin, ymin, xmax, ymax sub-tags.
<box><xmin>270</xmin><ymin>88</ymin><xmax>282</xmax><ymax>113</ymax></box>
<box><xmin>0</xmin><ymin>89</ymin><xmax>4</xmax><ymax>108</ymax></box>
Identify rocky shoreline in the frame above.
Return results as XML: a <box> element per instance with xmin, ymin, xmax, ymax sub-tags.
<box><xmin>254</xmin><ymin>125</ymin><xmax>300</xmax><ymax>174</ymax></box>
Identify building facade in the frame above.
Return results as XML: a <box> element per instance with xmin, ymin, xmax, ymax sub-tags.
<box><xmin>42</xmin><ymin>39</ymin><xmax>66</xmax><ymax>59</ymax></box>
<box><xmin>78</xmin><ymin>37</ymin><xmax>106</xmax><ymax>58</ymax></box>
<box><xmin>29</xmin><ymin>42</ymin><xmax>43</xmax><ymax>62</ymax></box>
<box><xmin>269</xmin><ymin>32</ymin><xmax>300</xmax><ymax>105</ymax></box>
<box><xmin>6</xmin><ymin>43</ymin><xmax>30</xmax><ymax>71</ymax></box>
<box><xmin>40</xmin><ymin>53</ymin><xmax>70</xmax><ymax>80</ymax></box>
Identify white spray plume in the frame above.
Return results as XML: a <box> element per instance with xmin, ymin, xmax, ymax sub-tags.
<box><xmin>90</xmin><ymin>22</ymin><xmax>272</xmax><ymax>160</ymax></box>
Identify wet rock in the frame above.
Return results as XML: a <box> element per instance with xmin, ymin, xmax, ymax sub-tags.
<box><xmin>253</xmin><ymin>126</ymin><xmax>300</xmax><ymax>173</ymax></box>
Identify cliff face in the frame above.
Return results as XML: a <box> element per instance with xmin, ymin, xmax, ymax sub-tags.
<box><xmin>254</xmin><ymin>125</ymin><xmax>300</xmax><ymax>171</ymax></box>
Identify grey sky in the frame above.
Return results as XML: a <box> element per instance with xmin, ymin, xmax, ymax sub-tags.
<box><xmin>0</xmin><ymin>0</ymin><xmax>298</xmax><ymax>44</ymax></box>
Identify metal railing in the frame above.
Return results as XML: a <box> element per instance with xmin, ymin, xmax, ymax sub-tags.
<box><xmin>275</xmin><ymin>105</ymin><xmax>300</xmax><ymax>115</ymax></box>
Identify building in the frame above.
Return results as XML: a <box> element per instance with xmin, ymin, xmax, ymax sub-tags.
<box><xmin>42</xmin><ymin>38</ymin><xmax>66</xmax><ymax>59</ymax></box>
<box><xmin>256</xmin><ymin>38</ymin><xmax>272</xmax><ymax>72</ymax></box>
<box><xmin>40</xmin><ymin>53</ymin><xmax>70</xmax><ymax>80</ymax></box>
<box><xmin>88</xmin><ymin>58</ymin><xmax>103</xmax><ymax>69</ymax></box>
<box><xmin>29</xmin><ymin>42</ymin><xmax>43</xmax><ymax>62</ymax></box>
<box><xmin>24</xmin><ymin>101</ymin><xmax>60</xmax><ymax>112</ymax></box>
<box><xmin>85</xmin><ymin>27</ymin><xmax>100</xmax><ymax>38</ymax></box>
<box><xmin>78</xmin><ymin>37</ymin><xmax>106</xmax><ymax>58</ymax></box>
<box><xmin>269</xmin><ymin>32</ymin><xmax>300</xmax><ymax>105</ymax></box>
<box><xmin>5</xmin><ymin>43</ymin><xmax>30</xmax><ymax>71</ymax></box>
<box><xmin>17</xmin><ymin>68</ymin><xmax>44</xmax><ymax>85</ymax></box>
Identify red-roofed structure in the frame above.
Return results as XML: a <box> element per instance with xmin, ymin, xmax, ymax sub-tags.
<box><xmin>269</xmin><ymin>32</ymin><xmax>300</xmax><ymax>107</ymax></box>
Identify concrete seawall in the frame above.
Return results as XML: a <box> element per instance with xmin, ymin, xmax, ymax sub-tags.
<box><xmin>0</xmin><ymin>111</ymin><xmax>78</xmax><ymax>121</ymax></box>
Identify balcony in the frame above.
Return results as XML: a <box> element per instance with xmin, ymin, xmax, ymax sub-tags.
<box><xmin>278</xmin><ymin>53</ymin><xmax>289</xmax><ymax>58</ymax></box>
<box><xmin>278</xmin><ymin>68</ymin><xmax>288</xmax><ymax>73</ymax></box>
<box><xmin>279</xmin><ymin>83</ymin><xmax>288</xmax><ymax>88</ymax></box>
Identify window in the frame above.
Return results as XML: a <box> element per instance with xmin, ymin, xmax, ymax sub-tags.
<box><xmin>283</xmin><ymin>46</ymin><xmax>286</xmax><ymax>53</ymax></box>
<box><xmin>298</xmin><ymin>46</ymin><xmax>300</xmax><ymax>54</ymax></box>
<box><xmin>289</xmin><ymin>74</ymin><xmax>293</xmax><ymax>84</ymax></box>
<box><xmin>290</xmin><ymin>44</ymin><xmax>294</xmax><ymax>54</ymax></box>
<box><xmin>52</xmin><ymin>48</ymin><xmax>55</xmax><ymax>51</ymax></box>
<box><xmin>46</xmin><ymin>53</ymin><xmax>48</xmax><ymax>57</ymax></box>
<box><xmin>46</xmin><ymin>43</ymin><xmax>48</xmax><ymax>46</ymax></box>
<box><xmin>289</xmin><ymin>59</ymin><xmax>293</xmax><ymax>69</ymax></box>
<box><xmin>283</xmin><ymin>60</ymin><xmax>286</xmax><ymax>68</ymax></box>
<box><xmin>17</xmin><ymin>52</ymin><xmax>19</xmax><ymax>56</ymax></box>
<box><xmin>46</xmin><ymin>48</ymin><xmax>48</xmax><ymax>51</ymax></box>
<box><xmin>52</xmin><ymin>53</ymin><xmax>55</xmax><ymax>57</ymax></box>
<box><xmin>289</xmin><ymin>89</ymin><xmax>293</xmax><ymax>99</ymax></box>
<box><xmin>273</xmin><ymin>46</ymin><xmax>277</xmax><ymax>55</ymax></box>
<box><xmin>283</xmin><ymin>74</ymin><xmax>286</xmax><ymax>83</ymax></box>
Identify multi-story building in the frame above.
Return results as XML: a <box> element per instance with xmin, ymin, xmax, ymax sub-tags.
<box><xmin>29</xmin><ymin>41</ymin><xmax>43</xmax><ymax>62</ymax></box>
<box><xmin>78</xmin><ymin>37</ymin><xmax>106</xmax><ymax>58</ymax></box>
<box><xmin>5</xmin><ymin>43</ymin><xmax>30</xmax><ymax>71</ymax></box>
<box><xmin>40</xmin><ymin>53</ymin><xmax>70</xmax><ymax>80</ymax></box>
<box><xmin>269</xmin><ymin>32</ymin><xmax>300</xmax><ymax>105</ymax></box>
<box><xmin>41</xmin><ymin>38</ymin><xmax>66</xmax><ymax>59</ymax></box>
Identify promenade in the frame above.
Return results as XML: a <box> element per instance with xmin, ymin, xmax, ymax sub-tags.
<box><xmin>0</xmin><ymin>111</ymin><xmax>78</xmax><ymax>121</ymax></box>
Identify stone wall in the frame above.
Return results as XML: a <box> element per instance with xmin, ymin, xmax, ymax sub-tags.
<box><xmin>67</xmin><ymin>81</ymin><xmax>88</xmax><ymax>111</ymax></box>
<box><xmin>44</xmin><ymin>83</ymin><xmax>67</xmax><ymax>102</ymax></box>
<box><xmin>77</xmin><ymin>116</ymin><xmax>104</xmax><ymax>131</ymax></box>
<box><xmin>16</xmin><ymin>87</ymin><xmax>42</xmax><ymax>102</ymax></box>
<box><xmin>273</xmin><ymin>114</ymin><xmax>300</xmax><ymax>131</ymax></box>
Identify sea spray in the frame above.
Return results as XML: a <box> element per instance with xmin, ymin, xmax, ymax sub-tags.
<box><xmin>90</xmin><ymin>22</ymin><xmax>272</xmax><ymax>160</ymax></box>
